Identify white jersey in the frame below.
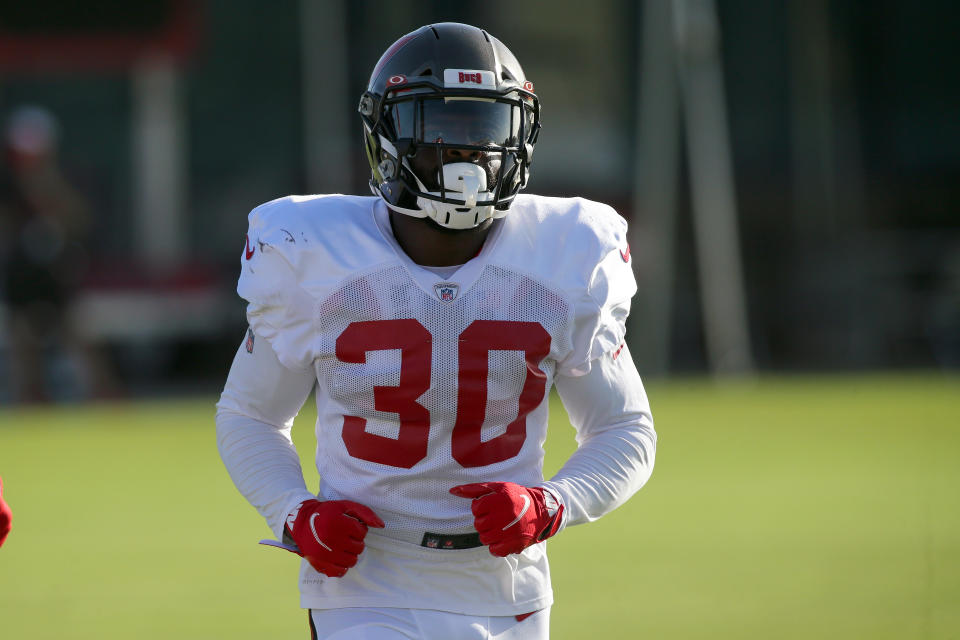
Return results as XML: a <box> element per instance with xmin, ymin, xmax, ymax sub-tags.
<box><xmin>225</xmin><ymin>193</ymin><xmax>649</xmax><ymax>614</ymax></box>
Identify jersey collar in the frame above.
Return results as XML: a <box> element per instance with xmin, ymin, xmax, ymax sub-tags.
<box><xmin>372</xmin><ymin>200</ymin><xmax>505</xmax><ymax>302</ymax></box>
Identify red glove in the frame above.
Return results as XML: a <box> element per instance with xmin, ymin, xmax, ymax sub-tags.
<box><xmin>450</xmin><ymin>482</ymin><xmax>564</xmax><ymax>557</ymax></box>
<box><xmin>284</xmin><ymin>499</ymin><xmax>384</xmax><ymax>577</ymax></box>
<box><xmin>0</xmin><ymin>476</ymin><xmax>12</xmax><ymax>548</ymax></box>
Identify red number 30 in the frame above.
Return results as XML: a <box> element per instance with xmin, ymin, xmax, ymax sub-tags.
<box><xmin>335</xmin><ymin>319</ymin><xmax>550</xmax><ymax>468</ymax></box>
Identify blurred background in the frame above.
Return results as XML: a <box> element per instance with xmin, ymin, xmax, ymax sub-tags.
<box><xmin>0</xmin><ymin>0</ymin><xmax>957</xmax><ymax>403</ymax></box>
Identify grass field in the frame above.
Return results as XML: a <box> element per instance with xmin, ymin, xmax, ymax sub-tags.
<box><xmin>0</xmin><ymin>374</ymin><xmax>957</xmax><ymax>639</ymax></box>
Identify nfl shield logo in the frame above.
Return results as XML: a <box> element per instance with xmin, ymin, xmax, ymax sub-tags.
<box><xmin>434</xmin><ymin>282</ymin><xmax>460</xmax><ymax>302</ymax></box>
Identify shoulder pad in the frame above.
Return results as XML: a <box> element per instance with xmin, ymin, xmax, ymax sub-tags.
<box><xmin>243</xmin><ymin>195</ymin><xmax>394</xmax><ymax>298</ymax></box>
<box><xmin>493</xmin><ymin>195</ymin><xmax>631</xmax><ymax>293</ymax></box>
<box><xmin>237</xmin><ymin>195</ymin><xmax>392</xmax><ymax>369</ymax></box>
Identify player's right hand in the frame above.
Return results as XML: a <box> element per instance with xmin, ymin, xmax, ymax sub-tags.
<box><xmin>284</xmin><ymin>499</ymin><xmax>384</xmax><ymax>578</ymax></box>
<box><xmin>0</xmin><ymin>476</ymin><xmax>12</xmax><ymax>548</ymax></box>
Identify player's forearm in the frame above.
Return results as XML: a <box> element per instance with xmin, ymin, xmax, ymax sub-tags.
<box><xmin>215</xmin><ymin>330</ymin><xmax>318</xmax><ymax>536</ymax></box>
<box><xmin>215</xmin><ymin>409</ymin><xmax>316</xmax><ymax>538</ymax></box>
<box><xmin>541</xmin><ymin>417</ymin><xmax>656</xmax><ymax>528</ymax></box>
<box><xmin>548</xmin><ymin>343</ymin><xmax>657</xmax><ymax>528</ymax></box>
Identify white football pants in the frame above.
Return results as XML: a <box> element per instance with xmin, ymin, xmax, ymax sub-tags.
<box><xmin>309</xmin><ymin>607</ymin><xmax>549</xmax><ymax>640</ymax></box>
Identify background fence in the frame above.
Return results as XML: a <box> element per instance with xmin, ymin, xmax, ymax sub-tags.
<box><xmin>0</xmin><ymin>0</ymin><xmax>957</xmax><ymax>401</ymax></box>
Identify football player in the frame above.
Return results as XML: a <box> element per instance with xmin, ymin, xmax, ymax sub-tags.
<box><xmin>216</xmin><ymin>22</ymin><xmax>657</xmax><ymax>639</ymax></box>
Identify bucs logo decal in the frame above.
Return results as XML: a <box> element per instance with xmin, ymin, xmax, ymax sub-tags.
<box><xmin>458</xmin><ymin>71</ymin><xmax>483</xmax><ymax>84</ymax></box>
<box><xmin>443</xmin><ymin>69</ymin><xmax>495</xmax><ymax>89</ymax></box>
<box><xmin>434</xmin><ymin>282</ymin><xmax>460</xmax><ymax>302</ymax></box>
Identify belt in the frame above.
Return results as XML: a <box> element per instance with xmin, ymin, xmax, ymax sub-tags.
<box><xmin>420</xmin><ymin>531</ymin><xmax>482</xmax><ymax>550</ymax></box>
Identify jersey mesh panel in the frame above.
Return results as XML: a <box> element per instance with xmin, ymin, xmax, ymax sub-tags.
<box><xmin>311</xmin><ymin>264</ymin><xmax>571</xmax><ymax>544</ymax></box>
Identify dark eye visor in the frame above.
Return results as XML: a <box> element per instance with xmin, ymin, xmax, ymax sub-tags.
<box><xmin>386</xmin><ymin>92</ymin><xmax>533</xmax><ymax>150</ymax></box>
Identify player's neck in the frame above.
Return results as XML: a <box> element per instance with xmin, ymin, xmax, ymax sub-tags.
<box><xmin>389</xmin><ymin>211</ymin><xmax>498</xmax><ymax>267</ymax></box>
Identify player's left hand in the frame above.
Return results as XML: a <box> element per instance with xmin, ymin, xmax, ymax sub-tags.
<box><xmin>450</xmin><ymin>482</ymin><xmax>564</xmax><ymax>557</ymax></box>
<box><xmin>0</xmin><ymin>476</ymin><xmax>12</xmax><ymax>548</ymax></box>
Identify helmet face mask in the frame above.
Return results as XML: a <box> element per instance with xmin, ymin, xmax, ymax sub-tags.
<box><xmin>360</xmin><ymin>23</ymin><xmax>540</xmax><ymax>230</ymax></box>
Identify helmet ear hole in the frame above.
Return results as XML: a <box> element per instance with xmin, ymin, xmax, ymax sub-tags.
<box><xmin>358</xmin><ymin>93</ymin><xmax>375</xmax><ymax>117</ymax></box>
<box><xmin>378</xmin><ymin>158</ymin><xmax>397</xmax><ymax>180</ymax></box>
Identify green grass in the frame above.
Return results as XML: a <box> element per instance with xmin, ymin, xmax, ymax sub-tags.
<box><xmin>0</xmin><ymin>374</ymin><xmax>957</xmax><ymax>639</ymax></box>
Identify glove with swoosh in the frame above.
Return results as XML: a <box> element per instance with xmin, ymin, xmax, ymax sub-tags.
<box><xmin>450</xmin><ymin>482</ymin><xmax>564</xmax><ymax>557</ymax></box>
<box><xmin>283</xmin><ymin>499</ymin><xmax>384</xmax><ymax>577</ymax></box>
<box><xmin>0</xmin><ymin>476</ymin><xmax>12</xmax><ymax>548</ymax></box>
